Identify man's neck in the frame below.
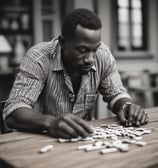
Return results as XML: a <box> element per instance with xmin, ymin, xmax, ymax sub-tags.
<box><xmin>69</xmin><ymin>72</ymin><xmax>82</xmax><ymax>96</ymax></box>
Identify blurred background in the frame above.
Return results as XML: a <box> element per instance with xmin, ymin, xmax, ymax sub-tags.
<box><xmin>0</xmin><ymin>0</ymin><xmax>158</xmax><ymax>118</ymax></box>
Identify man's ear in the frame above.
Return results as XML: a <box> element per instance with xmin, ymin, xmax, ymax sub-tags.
<box><xmin>58</xmin><ymin>35</ymin><xmax>65</xmax><ymax>49</ymax></box>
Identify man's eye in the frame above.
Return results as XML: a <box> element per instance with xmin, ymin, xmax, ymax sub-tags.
<box><xmin>78</xmin><ymin>47</ymin><xmax>88</xmax><ymax>53</ymax></box>
<box><xmin>93</xmin><ymin>49</ymin><xmax>98</xmax><ymax>52</ymax></box>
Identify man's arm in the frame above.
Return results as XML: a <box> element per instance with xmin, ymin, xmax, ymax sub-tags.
<box><xmin>112</xmin><ymin>97</ymin><xmax>149</xmax><ymax>126</ymax></box>
<box><xmin>6</xmin><ymin>107</ymin><xmax>52</xmax><ymax>133</ymax></box>
<box><xmin>98</xmin><ymin>45</ymin><xmax>148</xmax><ymax>126</ymax></box>
<box><xmin>6</xmin><ymin>107</ymin><xmax>93</xmax><ymax>138</ymax></box>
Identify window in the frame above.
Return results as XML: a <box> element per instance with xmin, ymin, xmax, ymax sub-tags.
<box><xmin>114</xmin><ymin>0</ymin><xmax>147</xmax><ymax>53</ymax></box>
<box><xmin>42</xmin><ymin>0</ymin><xmax>54</xmax><ymax>15</ymax></box>
<box><xmin>41</xmin><ymin>0</ymin><xmax>54</xmax><ymax>41</ymax></box>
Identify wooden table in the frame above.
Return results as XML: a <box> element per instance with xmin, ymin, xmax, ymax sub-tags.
<box><xmin>0</xmin><ymin>107</ymin><xmax>158</xmax><ymax>168</ymax></box>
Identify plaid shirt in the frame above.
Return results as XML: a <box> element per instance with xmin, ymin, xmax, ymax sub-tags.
<box><xmin>3</xmin><ymin>38</ymin><xmax>131</xmax><ymax>120</ymax></box>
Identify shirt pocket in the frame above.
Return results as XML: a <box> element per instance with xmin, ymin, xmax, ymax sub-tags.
<box><xmin>85</xmin><ymin>92</ymin><xmax>98</xmax><ymax>111</ymax></box>
<box><xmin>82</xmin><ymin>92</ymin><xmax>98</xmax><ymax>120</ymax></box>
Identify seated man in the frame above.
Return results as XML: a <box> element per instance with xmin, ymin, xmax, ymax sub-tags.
<box><xmin>3</xmin><ymin>8</ymin><xmax>148</xmax><ymax>138</ymax></box>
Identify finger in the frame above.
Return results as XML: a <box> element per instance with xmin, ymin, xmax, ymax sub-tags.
<box><xmin>57</xmin><ymin>120</ymin><xmax>78</xmax><ymax>138</ymax></box>
<box><xmin>135</xmin><ymin>109</ymin><xmax>144</xmax><ymax>126</ymax></box>
<box><xmin>49</xmin><ymin>122</ymin><xmax>71</xmax><ymax>139</ymax></box>
<box><xmin>145</xmin><ymin>115</ymin><xmax>149</xmax><ymax>124</ymax></box>
<box><xmin>57</xmin><ymin>130</ymin><xmax>72</xmax><ymax>139</ymax></box>
<box><xmin>117</xmin><ymin>110</ymin><xmax>127</xmax><ymax>126</ymax></box>
<box><xmin>127</xmin><ymin>104</ymin><xmax>135</xmax><ymax>126</ymax></box>
<box><xmin>142</xmin><ymin>111</ymin><xmax>149</xmax><ymax>124</ymax></box>
<box><xmin>71</xmin><ymin>115</ymin><xmax>93</xmax><ymax>134</ymax></box>
<box><xmin>128</xmin><ymin>104</ymin><xmax>142</xmax><ymax>126</ymax></box>
<box><xmin>141</xmin><ymin>112</ymin><xmax>148</xmax><ymax>125</ymax></box>
<box><xmin>63</xmin><ymin>115</ymin><xmax>90</xmax><ymax>138</ymax></box>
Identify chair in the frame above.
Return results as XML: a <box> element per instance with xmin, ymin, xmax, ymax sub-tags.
<box><xmin>0</xmin><ymin>101</ymin><xmax>12</xmax><ymax>134</ymax></box>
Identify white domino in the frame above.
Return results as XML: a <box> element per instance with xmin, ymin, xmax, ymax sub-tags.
<box><xmin>57</xmin><ymin>123</ymin><xmax>151</xmax><ymax>155</ymax></box>
<box><xmin>58</xmin><ymin>138</ymin><xmax>70</xmax><ymax>143</ymax></box>
<box><xmin>143</xmin><ymin>130</ymin><xmax>151</xmax><ymax>134</ymax></box>
<box><xmin>116</xmin><ymin>144</ymin><xmax>129</xmax><ymax>152</ymax></box>
<box><xmin>100</xmin><ymin>148</ymin><xmax>118</xmax><ymax>154</ymax></box>
<box><xmin>77</xmin><ymin>144</ymin><xmax>93</xmax><ymax>150</ymax></box>
<box><xmin>134</xmin><ymin>141</ymin><xmax>147</xmax><ymax>146</ymax></box>
<box><xmin>39</xmin><ymin>145</ymin><xmax>53</xmax><ymax>153</ymax></box>
<box><xmin>85</xmin><ymin>145</ymin><xmax>104</xmax><ymax>152</ymax></box>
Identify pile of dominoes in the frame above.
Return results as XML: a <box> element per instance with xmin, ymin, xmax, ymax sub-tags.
<box><xmin>58</xmin><ymin>123</ymin><xmax>151</xmax><ymax>154</ymax></box>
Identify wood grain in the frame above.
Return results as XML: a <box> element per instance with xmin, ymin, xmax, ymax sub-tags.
<box><xmin>0</xmin><ymin>107</ymin><xmax>158</xmax><ymax>168</ymax></box>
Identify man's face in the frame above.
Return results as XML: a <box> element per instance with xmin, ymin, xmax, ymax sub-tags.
<box><xmin>62</xmin><ymin>25</ymin><xmax>101</xmax><ymax>75</ymax></box>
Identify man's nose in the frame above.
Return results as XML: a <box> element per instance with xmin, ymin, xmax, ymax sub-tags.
<box><xmin>84</xmin><ymin>52</ymin><xmax>95</xmax><ymax>65</ymax></box>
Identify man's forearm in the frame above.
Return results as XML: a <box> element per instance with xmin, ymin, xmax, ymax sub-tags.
<box><xmin>6</xmin><ymin>107</ymin><xmax>54</xmax><ymax>133</ymax></box>
<box><xmin>112</xmin><ymin>97</ymin><xmax>133</xmax><ymax>114</ymax></box>
<box><xmin>6</xmin><ymin>107</ymin><xmax>93</xmax><ymax>138</ymax></box>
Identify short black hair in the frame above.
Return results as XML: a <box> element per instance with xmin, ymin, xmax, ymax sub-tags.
<box><xmin>61</xmin><ymin>8</ymin><xmax>102</xmax><ymax>40</ymax></box>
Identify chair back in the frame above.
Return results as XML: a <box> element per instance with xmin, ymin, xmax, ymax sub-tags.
<box><xmin>0</xmin><ymin>101</ymin><xmax>12</xmax><ymax>134</ymax></box>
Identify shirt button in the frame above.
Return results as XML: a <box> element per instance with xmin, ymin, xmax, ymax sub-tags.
<box><xmin>69</xmin><ymin>93</ymin><xmax>75</xmax><ymax>102</ymax></box>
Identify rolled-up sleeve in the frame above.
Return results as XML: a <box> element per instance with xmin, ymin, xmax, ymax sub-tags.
<box><xmin>98</xmin><ymin>45</ymin><xmax>132</xmax><ymax>110</ymax></box>
<box><xmin>3</xmin><ymin>46</ymin><xmax>49</xmax><ymax>119</ymax></box>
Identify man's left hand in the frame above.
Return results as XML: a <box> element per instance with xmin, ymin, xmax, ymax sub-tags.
<box><xmin>117</xmin><ymin>103</ymin><xmax>149</xmax><ymax>127</ymax></box>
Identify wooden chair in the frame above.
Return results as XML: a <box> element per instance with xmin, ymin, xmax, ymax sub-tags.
<box><xmin>0</xmin><ymin>101</ymin><xmax>5</xmax><ymax>133</ymax></box>
<box><xmin>0</xmin><ymin>101</ymin><xmax>12</xmax><ymax>134</ymax></box>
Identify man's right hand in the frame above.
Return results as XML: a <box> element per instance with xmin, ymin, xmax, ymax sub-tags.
<box><xmin>47</xmin><ymin>114</ymin><xmax>93</xmax><ymax>139</ymax></box>
<box><xmin>6</xmin><ymin>108</ymin><xmax>93</xmax><ymax>139</ymax></box>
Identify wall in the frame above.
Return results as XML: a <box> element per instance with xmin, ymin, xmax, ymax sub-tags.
<box><xmin>33</xmin><ymin>0</ymin><xmax>61</xmax><ymax>43</ymax></box>
<box><xmin>74</xmin><ymin>0</ymin><xmax>93</xmax><ymax>10</ymax></box>
<box><xmin>97</xmin><ymin>0</ymin><xmax>114</xmax><ymax>118</ymax></box>
<box><xmin>97</xmin><ymin>0</ymin><xmax>111</xmax><ymax>47</ymax></box>
<box><xmin>116</xmin><ymin>0</ymin><xmax>158</xmax><ymax>72</ymax></box>
<box><xmin>32</xmin><ymin>0</ymin><xmax>158</xmax><ymax>118</ymax></box>
<box><xmin>66</xmin><ymin>0</ymin><xmax>158</xmax><ymax>118</ymax></box>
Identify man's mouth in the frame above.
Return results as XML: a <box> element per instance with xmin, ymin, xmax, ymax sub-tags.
<box><xmin>82</xmin><ymin>64</ymin><xmax>93</xmax><ymax>70</ymax></box>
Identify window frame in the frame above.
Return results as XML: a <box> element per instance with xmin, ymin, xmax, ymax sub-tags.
<box><xmin>111</xmin><ymin>0</ymin><xmax>153</xmax><ymax>59</ymax></box>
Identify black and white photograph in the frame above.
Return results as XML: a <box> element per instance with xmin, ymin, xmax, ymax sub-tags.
<box><xmin>0</xmin><ymin>0</ymin><xmax>158</xmax><ymax>167</ymax></box>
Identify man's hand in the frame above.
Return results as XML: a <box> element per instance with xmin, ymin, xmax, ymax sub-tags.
<box><xmin>117</xmin><ymin>103</ymin><xmax>149</xmax><ymax>127</ymax></box>
<box><xmin>47</xmin><ymin>114</ymin><xmax>93</xmax><ymax>139</ymax></box>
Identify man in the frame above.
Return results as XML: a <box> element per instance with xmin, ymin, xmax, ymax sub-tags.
<box><xmin>3</xmin><ymin>8</ymin><xmax>148</xmax><ymax>138</ymax></box>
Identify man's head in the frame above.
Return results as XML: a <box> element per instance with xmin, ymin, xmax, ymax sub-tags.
<box><xmin>59</xmin><ymin>8</ymin><xmax>102</xmax><ymax>75</ymax></box>
<box><xmin>61</xmin><ymin>8</ymin><xmax>102</xmax><ymax>41</ymax></box>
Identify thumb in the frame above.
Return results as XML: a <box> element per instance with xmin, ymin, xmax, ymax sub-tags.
<box><xmin>117</xmin><ymin>110</ymin><xmax>127</xmax><ymax>125</ymax></box>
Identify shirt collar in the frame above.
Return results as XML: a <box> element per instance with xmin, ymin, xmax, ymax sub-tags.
<box><xmin>51</xmin><ymin>43</ymin><xmax>64</xmax><ymax>71</ymax></box>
